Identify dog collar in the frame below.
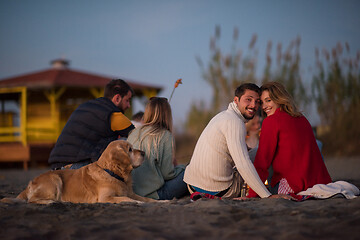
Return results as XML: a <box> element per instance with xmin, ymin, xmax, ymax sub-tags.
<box><xmin>104</xmin><ymin>169</ymin><xmax>125</xmax><ymax>182</ymax></box>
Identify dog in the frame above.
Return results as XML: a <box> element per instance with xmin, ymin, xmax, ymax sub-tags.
<box><xmin>1</xmin><ymin>140</ymin><xmax>156</xmax><ymax>204</ymax></box>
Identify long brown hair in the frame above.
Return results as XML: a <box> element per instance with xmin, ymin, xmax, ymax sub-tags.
<box><xmin>261</xmin><ymin>82</ymin><xmax>302</xmax><ymax>117</ymax></box>
<box><xmin>137</xmin><ymin>97</ymin><xmax>173</xmax><ymax>158</ymax></box>
<box><xmin>142</xmin><ymin>97</ymin><xmax>173</xmax><ymax>132</ymax></box>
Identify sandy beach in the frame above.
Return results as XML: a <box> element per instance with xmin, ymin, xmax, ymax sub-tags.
<box><xmin>1</xmin><ymin>156</ymin><xmax>359</xmax><ymax>240</ymax></box>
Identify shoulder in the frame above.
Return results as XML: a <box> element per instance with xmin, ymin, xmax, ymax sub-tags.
<box><xmin>276</xmin><ymin>109</ymin><xmax>307</xmax><ymax>124</ymax></box>
<box><xmin>88</xmin><ymin>97</ymin><xmax>112</xmax><ymax>106</ymax></box>
<box><xmin>206</xmin><ymin>110</ymin><xmax>241</xmax><ymax>133</ymax></box>
<box><xmin>128</xmin><ymin>127</ymin><xmax>140</xmax><ymax>137</ymax></box>
<box><xmin>216</xmin><ymin>108</ymin><xmax>240</xmax><ymax>124</ymax></box>
<box><xmin>161</xmin><ymin>129</ymin><xmax>173</xmax><ymax>142</ymax></box>
<box><xmin>111</xmin><ymin>112</ymin><xmax>131</xmax><ymax>123</ymax></box>
<box><xmin>126</xmin><ymin>128</ymin><xmax>139</xmax><ymax>143</ymax></box>
<box><xmin>261</xmin><ymin>110</ymin><xmax>283</xmax><ymax>129</ymax></box>
<box><xmin>111</xmin><ymin>112</ymin><xmax>132</xmax><ymax>125</ymax></box>
<box><xmin>263</xmin><ymin>109</ymin><xmax>287</xmax><ymax>122</ymax></box>
<box><xmin>111</xmin><ymin>111</ymin><xmax>126</xmax><ymax>118</ymax></box>
<box><xmin>80</xmin><ymin>97</ymin><xmax>120</xmax><ymax>113</ymax></box>
<box><xmin>164</xmin><ymin>129</ymin><xmax>172</xmax><ymax>136</ymax></box>
<box><xmin>263</xmin><ymin>110</ymin><xmax>309</xmax><ymax>130</ymax></box>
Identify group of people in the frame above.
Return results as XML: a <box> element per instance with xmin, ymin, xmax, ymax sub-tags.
<box><xmin>48</xmin><ymin>79</ymin><xmax>331</xmax><ymax>201</ymax></box>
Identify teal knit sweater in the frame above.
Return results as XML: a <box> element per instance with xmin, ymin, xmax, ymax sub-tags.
<box><xmin>127</xmin><ymin>127</ymin><xmax>185</xmax><ymax>199</ymax></box>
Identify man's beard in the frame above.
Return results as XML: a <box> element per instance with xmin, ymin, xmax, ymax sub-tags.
<box><xmin>116</xmin><ymin>101</ymin><xmax>125</xmax><ymax>113</ymax></box>
<box><xmin>243</xmin><ymin>114</ymin><xmax>255</xmax><ymax>120</ymax></box>
<box><xmin>116</xmin><ymin>104</ymin><xmax>125</xmax><ymax>113</ymax></box>
<box><xmin>243</xmin><ymin>108</ymin><xmax>256</xmax><ymax>120</ymax></box>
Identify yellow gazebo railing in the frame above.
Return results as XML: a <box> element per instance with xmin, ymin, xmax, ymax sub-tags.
<box><xmin>0</xmin><ymin>87</ymin><xmax>27</xmax><ymax>146</ymax></box>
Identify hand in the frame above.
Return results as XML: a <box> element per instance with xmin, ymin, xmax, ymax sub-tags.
<box><xmin>63</xmin><ymin>164</ymin><xmax>73</xmax><ymax>169</ymax></box>
<box><xmin>233</xmin><ymin>197</ymin><xmax>251</xmax><ymax>201</ymax></box>
<box><xmin>268</xmin><ymin>194</ymin><xmax>295</xmax><ymax>200</ymax></box>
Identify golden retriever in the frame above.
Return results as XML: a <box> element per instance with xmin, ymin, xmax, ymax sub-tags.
<box><xmin>1</xmin><ymin>140</ymin><xmax>156</xmax><ymax>204</ymax></box>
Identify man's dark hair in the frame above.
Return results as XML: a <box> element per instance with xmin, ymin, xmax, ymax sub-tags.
<box><xmin>235</xmin><ymin>83</ymin><xmax>260</xmax><ymax>98</ymax></box>
<box><xmin>104</xmin><ymin>79</ymin><xmax>134</xmax><ymax>99</ymax></box>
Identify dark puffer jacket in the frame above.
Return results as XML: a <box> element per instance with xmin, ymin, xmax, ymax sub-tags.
<box><xmin>48</xmin><ymin>97</ymin><xmax>134</xmax><ymax>169</ymax></box>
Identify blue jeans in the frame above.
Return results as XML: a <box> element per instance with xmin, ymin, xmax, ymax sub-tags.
<box><xmin>65</xmin><ymin>160</ymin><xmax>91</xmax><ymax>170</ymax></box>
<box><xmin>157</xmin><ymin>170</ymin><xmax>189</xmax><ymax>200</ymax></box>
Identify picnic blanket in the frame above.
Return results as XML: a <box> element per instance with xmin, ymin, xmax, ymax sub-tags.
<box><xmin>297</xmin><ymin>180</ymin><xmax>359</xmax><ymax>200</ymax></box>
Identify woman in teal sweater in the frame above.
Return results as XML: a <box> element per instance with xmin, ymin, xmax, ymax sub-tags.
<box><xmin>127</xmin><ymin>97</ymin><xmax>188</xmax><ymax>200</ymax></box>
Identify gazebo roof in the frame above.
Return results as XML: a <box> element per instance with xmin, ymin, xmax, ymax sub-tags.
<box><xmin>0</xmin><ymin>60</ymin><xmax>162</xmax><ymax>93</ymax></box>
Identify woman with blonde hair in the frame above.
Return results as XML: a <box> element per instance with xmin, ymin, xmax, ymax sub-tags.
<box><xmin>248</xmin><ymin>81</ymin><xmax>331</xmax><ymax>197</ymax></box>
<box><xmin>127</xmin><ymin>97</ymin><xmax>188</xmax><ymax>200</ymax></box>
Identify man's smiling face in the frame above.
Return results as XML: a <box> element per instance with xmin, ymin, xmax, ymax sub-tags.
<box><xmin>234</xmin><ymin>89</ymin><xmax>260</xmax><ymax>120</ymax></box>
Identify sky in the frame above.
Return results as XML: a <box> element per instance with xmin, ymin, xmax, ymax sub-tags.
<box><xmin>1</xmin><ymin>0</ymin><xmax>359</xmax><ymax>128</ymax></box>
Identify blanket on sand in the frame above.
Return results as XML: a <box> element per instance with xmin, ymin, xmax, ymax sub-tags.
<box><xmin>298</xmin><ymin>180</ymin><xmax>359</xmax><ymax>199</ymax></box>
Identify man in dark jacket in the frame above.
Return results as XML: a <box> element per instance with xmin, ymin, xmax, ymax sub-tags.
<box><xmin>49</xmin><ymin>79</ymin><xmax>135</xmax><ymax>170</ymax></box>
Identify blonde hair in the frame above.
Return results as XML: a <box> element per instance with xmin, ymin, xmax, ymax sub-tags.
<box><xmin>261</xmin><ymin>82</ymin><xmax>302</xmax><ymax>117</ymax></box>
<box><xmin>142</xmin><ymin>97</ymin><xmax>173</xmax><ymax>132</ymax></box>
<box><xmin>137</xmin><ymin>97</ymin><xmax>173</xmax><ymax>158</ymax></box>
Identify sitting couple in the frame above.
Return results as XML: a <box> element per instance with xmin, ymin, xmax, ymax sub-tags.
<box><xmin>184</xmin><ymin>81</ymin><xmax>331</xmax><ymax>199</ymax></box>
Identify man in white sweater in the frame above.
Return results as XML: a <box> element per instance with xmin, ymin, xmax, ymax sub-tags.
<box><xmin>184</xmin><ymin>83</ymin><xmax>272</xmax><ymax>199</ymax></box>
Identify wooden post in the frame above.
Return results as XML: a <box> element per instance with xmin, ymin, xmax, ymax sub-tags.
<box><xmin>89</xmin><ymin>87</ymin><xmax>104</xmax><ymax>98</ymax></box>
<box><xmin>20</xmin><ymin>87</ymin><xmax>27</xmax><ymax>146</ymax></box>
<box><xmin>44</xmin><ymin>87</ymin><xmax>66</xmax><ymax>140</ymax></box>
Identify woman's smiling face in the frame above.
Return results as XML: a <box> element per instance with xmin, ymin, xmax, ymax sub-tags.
<box><xmin>261</xmin><ymin>90</ymin><xmax>280</xmax><ymax>116</ymax></box>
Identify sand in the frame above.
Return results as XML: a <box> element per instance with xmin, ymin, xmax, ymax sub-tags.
<box><xmin>1</xmin><ymin>157</ymin><xmax>359</xmax><ymax>240</ymax></box>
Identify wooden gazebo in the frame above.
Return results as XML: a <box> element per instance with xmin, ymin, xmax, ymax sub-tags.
<box><xmin>0</xmin><ymin>59</ymin><xmax>162</xmax><ymax>169</ymax></box>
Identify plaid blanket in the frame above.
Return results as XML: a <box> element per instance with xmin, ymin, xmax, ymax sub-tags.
<box><xmin>190</xmin><ymin>192</ymin><xmax>222</xmax><ymax>201</ymax></box>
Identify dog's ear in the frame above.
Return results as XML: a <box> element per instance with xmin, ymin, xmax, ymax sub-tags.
<box><xmin>111</xmin><ymin>143</ymin><xmax>125</xmax><ymax>160</ymax></box>
<box><xmin>97</xmin><ymin>140</ymin><xmax>131</xmax><ymax>171</ymax></box>
<box><xmin>109</xmin><ymin>141</ymin><xmax>132</xmax><ymax>164</ymax></box>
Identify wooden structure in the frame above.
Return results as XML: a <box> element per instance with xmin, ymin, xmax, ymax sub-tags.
<box><xmin>0</xmin><ymin>59</ymin><xmax>162</xmax><ymax>169</ymax></box>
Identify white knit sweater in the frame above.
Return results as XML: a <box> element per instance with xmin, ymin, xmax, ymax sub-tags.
<box><xmin>184</xmin><ymin>102</ymin><xmax>271</xmax><ymax>198</ymax></box>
